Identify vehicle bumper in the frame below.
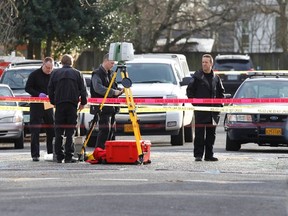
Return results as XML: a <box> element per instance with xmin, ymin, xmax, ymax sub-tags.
<box><xmin>226</xmin><ymin>126</ymin><xmax>288</xmax><ymax>145</ymax></box>
<box><xmin>116</xmin><ymin>111</ymin><xmax>182</xmax><ymax>135</ymax></box>
<box><xmin>0</xmin><ymin>123</ymin><xmax>23</xmax><ymax>140</ymax></box>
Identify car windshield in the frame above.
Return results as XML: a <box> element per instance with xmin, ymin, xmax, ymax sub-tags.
<box><xmin>214</xmin><ymin>59</ymin><xmax>251</xmax><ymax>71</ymax></box>
<box><xmin>0</xmin><ymin>86</ymin><xmax>16</xmax><ymax>106</ymax></box>
<box><xmin>115</xmin><ymin>63</ymin><xmax>177</xmax><ymax>85</ymax></box>
<box><xmin>0</xmin><ymin>68</ymin><xmax>35</xmax><ymax>90</ymax></box>
<box><xmin>235</xmin><ymin>80</ymin><xmax>288</xmax><ymax>98</ymax></box>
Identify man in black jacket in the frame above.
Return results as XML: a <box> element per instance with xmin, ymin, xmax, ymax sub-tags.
<box><xmin>25</xmin><ymin>57</ymin><xmax>55</xmax><ymax>162</ymax></box>
<box><xmin>186</xmin><ymin>54</ymin><xmax>225</xmax><ymax>162</ymax></box>
<box><xmin>90</xmin><ymin>53</ymin><xmax>123</xmax><ymax>149</ymax></box>
<box><xmin>48</xmin><ymin>54</ymin><xmax>87</xmax><ymax>163</ymax></box>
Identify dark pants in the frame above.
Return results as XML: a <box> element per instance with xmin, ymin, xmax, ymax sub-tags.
<box><xmin>30</xmin><ymin>103</ymin><xmax>54</xmax><ymax>158</ymax></box>
<box><xmin>54</xmin><ymin>103</ymin><xmax>77</xmax><ymax>161</ymax></box>
<box><xmin>95</xmin><ymin>113</ymin><xmax>115</xmax><ymax>149</ymax></box>
<box><xmin>194</xmin><ymin>122</ymin><xmax>216</xmax><ymax>159</ymax></box>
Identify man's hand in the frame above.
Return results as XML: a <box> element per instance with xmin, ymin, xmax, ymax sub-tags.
<box><xmin>114</xmin><ymin>89</ymin><xmax>124</xmax><ymax>97</ymax></box>
<box><xmin>39</xmin><ymin>93</ymin><xmax>47</xmax><ymax>97</ymax></box>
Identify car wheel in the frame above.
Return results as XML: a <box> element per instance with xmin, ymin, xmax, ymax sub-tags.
<box><xmin>171</xmin><ymin>125</ymin><xmax>184</xmax><ymax>146</ymax></box>
<box><xmin>184</xmin><ymin>122</ymin><xmax>193</xmax><ymax>143</ymax></box>
<box><xmin>225</xmin><ymin>133</ymin><xmax>241</xmax><ymax>151</ymax></box>
<box><xmin>14</xmin><ymin>132</ymin><xmax>24</xmax><ymax>149</ymax></box>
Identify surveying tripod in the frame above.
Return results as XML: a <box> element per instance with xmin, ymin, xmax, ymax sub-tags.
<box><xmin>79</xmin><ymin>62</ymin><xmax>144</xmax><ymax>163</ymax></box>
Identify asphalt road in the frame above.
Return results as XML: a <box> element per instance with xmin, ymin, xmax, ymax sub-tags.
<box><xmin>0</xmin><ymin>124</ymin><xmax>287</xmax><ymax>216</ymax></box>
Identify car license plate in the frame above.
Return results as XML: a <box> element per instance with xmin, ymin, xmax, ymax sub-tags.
<box><xmin>124</xmin><ymin>124</ymin><xmax>134</xmax><ymax>133</ymax></box>
<box><xmin>227</xmin><ymin>75</ymin><xmax>238</xmax><ymax>80</ymax></box>
<box><xmin>265</xmin><ymin>128</ymin><xmax>282</xmax><ymax>136</ymax></box>
<box><xmin>23</xmin><ymin>115</ymin><xmax>30</xmax><ymax>123</ymax></box>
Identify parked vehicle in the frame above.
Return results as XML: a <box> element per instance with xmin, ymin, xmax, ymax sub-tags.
<box><xmin>0</xmin><ymin>84</ymin><xmax>24</xmax><ymax>149</ymax></box>
<box><xmin>0</xmin><ymin>54</ymin><xmax>26</xmax><ymax>76</ymax></box>
<box><xmin>134</xmin><ymin>53</ymin><xmax>190</xmax><ymax>77</ymax></box>
<box><xmin>0</xmin><ymin>62</ymin><xmax>61</xmax><ymax>136</ymax></box>
<box><xmin>213</xmin><ymin>54</ymin><xmax>254</xmax><ymax>96</ymax></box>
<box><xmin>81</xmin><ymin>57</ymin><xmax>194</xmax><ymax>146</ymax></box>
<box><xmin>8</xmin><ymin>60</ymin><xmax>61</xmax><ymax>68</ymax></box>
<box><xmin>224</xmin><ymin>71</ymin><xmax>288</xmax><ymax>151</ymax></box>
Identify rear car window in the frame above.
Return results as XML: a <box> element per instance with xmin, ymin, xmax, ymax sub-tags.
<box><xmin>214</xmin><ymin>59</ymin><xmax>252</xmax><ymax>71</ymax></box>
<box><xmin>0</xmin><ymin>68</ymin><xmax>35</xmax><ymax>89</ymax></box>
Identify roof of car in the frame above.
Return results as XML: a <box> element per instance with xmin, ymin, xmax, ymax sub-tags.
<box><xmin>245</xmin><ymin>77</ymin><xmax>288</xmax><ymax>82</ymax></box>
<box><xmin>4</xmin><ymin>65</ymin><xmax>40</xmax><ymax>71</ymax></box>
<box><xmin>0</xmin><ymin>83</ymin><xmax>11</xmax><ymax>88</ymax></box>
<box><xmin>8</xmin><ymin>60</ymin><xmax>61</xmax><ymax>68</ymax></box>
<box><xmin>126</xmin><ymin>57</ymin><xmax>177</xmax><ymax>64</ymax></box>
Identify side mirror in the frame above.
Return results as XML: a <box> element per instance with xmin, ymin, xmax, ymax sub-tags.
<box><xmin>180</xmin><ymin>77</ymin><xmax>191</xmax><ymax>86</ymax></box>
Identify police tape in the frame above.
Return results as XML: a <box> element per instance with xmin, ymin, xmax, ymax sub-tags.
<box><xmin>1</xmin><ymin>96</ymin><xmax>288</xmax><ymax>113</ymax></box>
<box><xmin>1</xmin><ymin>96</ymin><xmax>288</xmax><ymax>104</ymax></box>
<box><xmin>2</xmin><ymin>103</ymin><xmax>288</xmax><ymax>114</ymax></box>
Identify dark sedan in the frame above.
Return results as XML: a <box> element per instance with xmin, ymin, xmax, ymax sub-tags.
<box><xmin>224</xmin><ymin>72</ymin><xmax>288</xmax><ymax>151</ymax></box>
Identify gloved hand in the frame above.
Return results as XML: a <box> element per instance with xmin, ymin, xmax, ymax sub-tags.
<box><xmin>39</xmin><ymin>93</ymin><xmax>47</xmax><ymax>97</ymax></box>
<box><xmin>114</xmin><ymin>89</ymin><xmax>123</xmax><ymax>97</ymax></box>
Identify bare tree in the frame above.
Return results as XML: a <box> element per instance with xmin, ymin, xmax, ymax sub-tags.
<box><xmin>101</xmin><ymin>0</ymin><xmax>256</xmax><ymax>53</ymax></box>
<box><xmin>0</xmin><ymin>0</ymin><xmax>21</xmax><ymax>53</ymax></box>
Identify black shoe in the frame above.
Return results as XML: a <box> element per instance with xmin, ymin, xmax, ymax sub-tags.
<box><xmin>204</xmin><ymin>157</ymin><xmax>218</xmax><ymax>161</ymax></box>
<box><xmin>195</xmin><ymin>157</ymin><xmax>202</xmax><ymax>162</ymax></box>
<box><xmin>64</xmin><ymin>158</ymin><xmax>77</xmax><ymax>163</ymax></box>
<box><xmin>32</xmin><ymin>157</ymin><xmax>39</xmax><ymax>162</ymax></box>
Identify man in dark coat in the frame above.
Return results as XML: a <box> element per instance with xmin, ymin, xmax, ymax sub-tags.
<box><xmin>25</xmin><ymin>57</ymin><xmax>55</xmax><ymax>162</ymax></box>
<box><xmin>186</xmin><ymin>54</ymin><xmax>225</xmax><ymax>162</ymax></box>
<box><xmin>48</xmin><ymin>54</ymin><xmax>87</xmax><ymax>163</ymax></box>
<box><xmin>90</xmin><ymin>53</ymin><xmax>123</xmax><ymax>149</ymax></box>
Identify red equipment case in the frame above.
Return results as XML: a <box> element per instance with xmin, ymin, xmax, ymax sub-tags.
<box><xmin>105</xmin><ymin>140</ymin><xmax>151</xmax><ymax>164</ymax></box>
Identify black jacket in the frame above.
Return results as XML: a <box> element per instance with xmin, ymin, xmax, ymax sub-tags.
<box><xmin>90</xmin><ymin>65</ymin><xmax>119</xmax><ymax>114</ymax></box>
<box><xmin>186</xmin><ymin>69</ymin><xmax>225</xmax><ymax>124</ymax></box>
<box><xmin>25</xmin><ymin>67</ymin><xmax>51</xmax><ymax>96</ymax></box>
<box><xmin>48</xmin><ymin>65</ymin><xmax>87</xmax><ymax>106</ymax></box>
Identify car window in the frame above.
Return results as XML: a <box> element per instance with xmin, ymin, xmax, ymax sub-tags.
<box><xmin>214</xmin><ymin>59</ymin><xmax>252</xmax><ymax>71</ymax></box>
<box><xmin>0</xmin><ymin>69</ymin><xmax>35</xmax><ymax>89</ymax></box>
<box><xmin>116</xmin><ymin>63</ymin><xmax>177</xmax><ymax>84</ymax></box>
<box><xmin>0</xmin><ymin>86</ymin><xmax>17</xmax><ymax>106</ymax></box>
<box><xmin>235</xmin><ymin>80</ymin><xmax>288</xmax><ymax>98</ymax></box>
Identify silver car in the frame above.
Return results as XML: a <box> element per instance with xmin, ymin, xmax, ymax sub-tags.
<box><xmin>0</xmin><ymin>84</ymin><xmax>24</xmax><ymax>149</ymax></box>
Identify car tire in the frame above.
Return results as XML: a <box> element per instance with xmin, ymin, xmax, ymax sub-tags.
<box><xmin>14</xmin><ymin>132</ymin><xmax>24</xmax><ymax>149</ymax></box>
<box><xmin>225</xmin><ymin>133</ymin><xmax>241</xmax><ymax>151</ymax></box>
<box><xmin>171</xmin><ymin>125</ymin><xmax>184</xmax><ymax>146</ymax></box>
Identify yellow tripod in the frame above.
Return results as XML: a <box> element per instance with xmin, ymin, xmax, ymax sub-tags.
<box><xmin>118</xmin><ymin>64</ymin><xmax>143</xmax><ymax>162</ymax></box>
<box><xmin>79</xmin><ymin>63</ymin><xmax>143</xmax><ymax>163</ymax></box>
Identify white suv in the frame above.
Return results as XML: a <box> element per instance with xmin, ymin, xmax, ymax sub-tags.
<box><xmin>82</xmin><ymin>57</ymin><xmax>194</xmax><ymax>146</ymax></box>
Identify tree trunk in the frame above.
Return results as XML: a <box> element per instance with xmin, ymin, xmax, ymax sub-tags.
<box><xmin>34</xmin><ymin>41</ymin><xmax>41</xmax><ymax>59</ymax></box>
<box><xmin>27</xmin><ymin>40</ymin><xmax>34</xmax><ymax>59</ymax></box>
<box><xmin>45</xmin><ymin>37</ymin><xmax>52</xmax><ymax>57</ymax></box>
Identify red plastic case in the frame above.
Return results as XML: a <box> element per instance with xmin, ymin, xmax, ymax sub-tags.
<box><xmin>105</xmin><ymin>140</ymin><xmax>151</xmax><ymax>164</ymax></box>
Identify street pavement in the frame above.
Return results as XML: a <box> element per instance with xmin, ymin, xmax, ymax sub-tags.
<box><xmin>0</xmin><ymin>133</ymin><xmax>288</xmax><ymax>216</ymax></box>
